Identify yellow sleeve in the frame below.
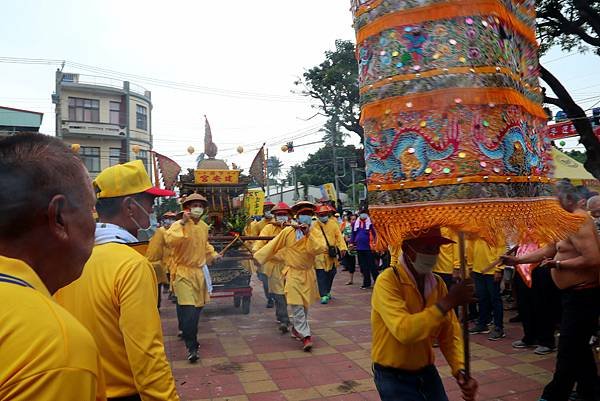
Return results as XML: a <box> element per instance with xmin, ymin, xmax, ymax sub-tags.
<box><xmin>254</xmin><ymin>228</ymin><xmax>293</xmax><ymax>265</ymax></box>
<box><xmin>372</xmin><ymin>270</ymin><xmax>446</xmax><ymax>344</ymax></box>
<box><xmin>116</xmin><ymin>260</ymin><xmax>179</xmax><ymax>401</ymax></box>
<box><xmin>335</xmin><ymin>226</ymin><xmax>348</xmax><ymax>252</ymax></box>
<box><xmin>164</xmin><ymin>221</ymin><xmax>187</xmax><ymax>247</ymax></box>
<box><xmin>306</xmin><ymin>227</ymin><xmax>329</xmax><ymax>256</ymax></box>
<box><xmin>436</xmin><ymin>280</ymin><xmax>465</xmax><ymax>376</ymax></box>
<box><xmin>252</xmin><ymin>225</ymin><xmax>273</xmax><ymax>253</ymax></box>
<box><xmin>1</xmin><ymin>368</ymin><xmax>106</xmax><ymax>401</ymax></box>
<box><xmin>146</xmin><ymin>228</ymin><xmax>165</xmax><ymax>263</ymax></box>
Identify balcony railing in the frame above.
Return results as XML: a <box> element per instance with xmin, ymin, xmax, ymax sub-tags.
<box><xmin>61</xmin><ymin>73</ymin><xmax>149</xmax><ymax>98</ymax></box>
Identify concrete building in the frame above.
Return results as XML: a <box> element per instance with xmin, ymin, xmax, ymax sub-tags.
<box><xmin>53</xmin><ymin>71</ymin><xmax>152</xmax><ymax>177</ymax></box>
<box><xmin>266</xmin><ymin>184</ymin><xmax>349</xmax><ymax>206</ymax></box>
<box><xmin>0</xmin><ymin>106</ymin><xmax>43</xmax><ymax>138</ymax></box>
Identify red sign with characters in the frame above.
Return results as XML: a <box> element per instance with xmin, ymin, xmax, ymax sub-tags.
<box><xmin>545</xmin><ymin>121</ymin><xmax>600</xmax><ymax>141</ymax></box>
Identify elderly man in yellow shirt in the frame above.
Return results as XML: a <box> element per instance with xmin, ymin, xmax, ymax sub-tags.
<box><xmin>313</xmin><ymin>204</ymin><xmax>347</xmax><ymax>304</ymax></box>
<box><xmin>253</xmin><ymin>202</ymin><xmax>294</xmax><ymax>333</ymax></box>
<box><xmin>371</xmin><ymin>228</ymin><xmax>478</xmax><ymax>401</ymax></box>
<box><xmin>0</xmin><ymin>133</ymin><xmax>105</xmax><ymax>401</ymax></box>
<box><xmin>55</xmin><ymin>160</ymin><xmax>179</xmax><ymax>401</ymax></box>
<box><xmin>466</xmin><ymin>236</ymin><xmax>507</xmax><ymax>341</ymax></box>
<box><xmin>254</xmin><ymin>201</ymin><xmax>327</xmax><ymax>352</ymax></box>
<box><xmin>165</xmin><ymin>193</ymin><xmax>221</xmax><ymax>363</ymax></box>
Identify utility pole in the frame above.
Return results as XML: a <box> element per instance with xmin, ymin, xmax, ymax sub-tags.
<box><xmin>349</xmin><ymin>160</ymin><xmax>358</xmax><ymax>210</ymax></box>
<box><xmin>330</xmin><ymin>118</ymin><xmax>340</xmax><ymax>201</ymax></box>
<box><xmin>124</xmin><ymin>81</ymin><xmax>131</xmax><ymax>162</ymax></box>
<box><xmin>53</xmin><ymin>69</ymin><xmax>63</xmax><ymax>139</ymax></box>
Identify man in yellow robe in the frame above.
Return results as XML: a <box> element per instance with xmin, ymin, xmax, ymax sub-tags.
<box><xmin>251</xmin><ymin>201</ymin><xmax>276</xmax><ymax>307</ymax></box>
<box><xmin>372</xmin><ymin>228</ymin><xmax>478</xmax><ymax>401</ymax></box>
<box><xmin>165</xmin><ymin>193</ymin><xmax>220</xmax><ymax>363</ymax></box>
<box><xmin>253</xmin><ymin>202</ymin><xmax>293</xmax><ymax>333</ymax></box>
<box><xmin>146</xmin><ymin>211</ymin><xmax>176</xmax><ymax>308</ymax></box>
<box><xmin>254</xmin><ymin>201</ymin><xmax>327</xmax><ymax>351</ymax></box>
<box><xmin>313</xmin><ymin>204</ymin><xmax>347</xmax><ymax>304</ymax></box>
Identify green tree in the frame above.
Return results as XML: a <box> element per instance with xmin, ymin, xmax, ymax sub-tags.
<box><xmin>288</xmin><ymin>145</ymin><xmax>365</xmax><ymax>194</ymax></box>
<box><xmin>267</xmin><ymin>156</ymin><xmax>283</xmax><ymax>179</ymax></box>
<box><xmin>295</xmin><ymin>40</ymin><xmax>363</xmax><ymax>142</ymax></box>
<box><xmin>537</xmin><ymin>1</ymin><xmax>600</xmax><ymax>178</ymax></box>
<box><xmin>564</xmin><ymin>149</ymin><xmax>588</xmax><ymax>164</ymax></box>
<box><xmin>155</xmin><ymin>197</ymin><xmax>179</xmax><ymax>216</ymax></box>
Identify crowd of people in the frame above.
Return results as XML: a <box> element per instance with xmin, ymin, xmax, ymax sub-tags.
<box><xmin>1</xmin><ymin>133</ymin><xmax>598</xmax><ymax>401</ymax></box>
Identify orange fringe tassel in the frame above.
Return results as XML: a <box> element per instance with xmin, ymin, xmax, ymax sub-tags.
<box><xmin>369</xmin><ymin>198</ymin><xmax>584</xmax><ymax>251</ymax></box>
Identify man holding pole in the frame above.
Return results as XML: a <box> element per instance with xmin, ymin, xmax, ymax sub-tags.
<box><xmin>371</xmin><ymin>228</ymin><xmax>478</xmax><ymax>401</ymax></box>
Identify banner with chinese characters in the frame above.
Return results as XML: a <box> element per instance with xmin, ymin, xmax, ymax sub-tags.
<box><xmin>319</xmin><ymin>183</ymin><xmax>337</xmax><ymax>202</ymax></box>
<box><xmin>244</xmin><ymin>190</ymin><xmax>265</xmax><ymax>216</ymax></box>
<box><xmin>194</xmin><ymin>169</ymin><xmax>240</xmax><ymax>184</ymax></box>
<box><xmin>545</xmin><ymin>121</ymin><xmax>600</xmax><ymax>141</ymax></box>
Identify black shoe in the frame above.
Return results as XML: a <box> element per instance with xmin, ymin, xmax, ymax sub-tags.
<box><xmin>488</xmin><ymin>327</ymin><xmax>506</xmax><ymax>341</ymax></box>
<box><xmin>266</xmin><ymin>299</ymin><xmax>274</xmax><ymax>308</ymax></box>
<box><xmin>187</xmin><ymin>350</ymin><xmax>199</xmax><ymax>363</ymax></box>
<box><xmin>469</xmin><ymin>325</ymin><xmax>490</xmax><ymax>334</ymax></box>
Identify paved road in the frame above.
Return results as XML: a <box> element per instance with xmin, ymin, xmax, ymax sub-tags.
<box><xmin>161</xmin><ymin>274</ymin><xmax>564</xmax><ymax>401</ymax></box>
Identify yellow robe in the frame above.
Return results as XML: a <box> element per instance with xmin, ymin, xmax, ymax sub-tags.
<box><xmin>241</xmin><ymin>221</ymin><xmax>256</xmax><ymax>273</ymax></box>
<box><xmin>254</xmin><ymin>226</ymin><xmax>327</xmax><ymax>308</ymax></box>
<box><xmin>250</xmin><ymin>218</ymin><xmax>273</xmax><ymax>274</ymax></box>
<box><xmin>253</xmin><ymin>223</ymin><xmax>285</xmax><ymax>295</ymax></box>
<box><xmin>146</xmin><ymin>226</ymin><xmax>171</xmax><ymax>284</ymax></box>
<box><xmin>312</xmin><ymin>219</ymin><xmax>348</xmax><ymax>271</ymax></box>
<box><xmin>165</xmin><ymin>219</ymin><xmax>218</xmax><ymax>307</ymax></box>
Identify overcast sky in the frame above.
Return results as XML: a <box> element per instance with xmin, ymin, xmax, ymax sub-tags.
<box><xmin>1</xmin><ymin>0</ymin><xmax>599</xmax><ymax>173</ymax></box>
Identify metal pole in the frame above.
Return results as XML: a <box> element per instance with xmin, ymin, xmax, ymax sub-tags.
<box><xmin>124</xmin><ymin>81</ymin><xmax>131</xmax><ymax>162</ymax></box>
<box><xmin>457</xmin><ymin>231</ymin><xmax>471</xmax><ymax>378</ymax></box>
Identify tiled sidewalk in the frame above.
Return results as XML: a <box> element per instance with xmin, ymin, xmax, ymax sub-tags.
<box><xmin>161</xmin><ymin>275</ymin><xmax>563</xmax><ymax>401</ymax></box>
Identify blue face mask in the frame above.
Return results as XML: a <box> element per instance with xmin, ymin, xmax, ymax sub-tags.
<box><xmin>318</xmin><ymin>215</ymin><xmax>329</xmax><ymax>223</ymax></box>
<box><xmin>359</xmin><ymin>213</ymin><xmax>368</xmax><ymax>220</ymax></box>
<box><xmin>297</xmin><ymin>215</ymin><xmax>313</xmax><ymax>225</ymax></box>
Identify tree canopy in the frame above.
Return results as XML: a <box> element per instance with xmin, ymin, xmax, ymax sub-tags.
<box><xmin>295</xmin><ymin>40</ymin><xmax>363</xmax><ymax>141</ymax></box>
<box><xmin>537</xmin><ymin>0</ymin><xmax>600</xmax><ymax>179</ymax></box>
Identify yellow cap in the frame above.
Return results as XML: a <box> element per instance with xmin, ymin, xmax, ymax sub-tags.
<box><xmin>93</xmin><ymin>160</ymin><xmax>175</xmax><ymax>199</ymax></box>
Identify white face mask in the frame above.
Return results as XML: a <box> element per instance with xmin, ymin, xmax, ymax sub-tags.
<box><xmin>264</xmin><ymin>211</ymin><xmax>274</xmax><ymax>219</ymax></box>
<box><xmin>407</xmin><ymin>246</ymin><xmax>438</xmax><ymax>274</ymax></box>
<box><xmin>190</xmin><ymin>207</ymin><xmax>204</xmax><ymax>218</ymax></box>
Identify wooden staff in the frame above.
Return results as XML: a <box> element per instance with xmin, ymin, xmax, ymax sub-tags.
<box><xmin>457</xmin><ymin>232</ymin><xmax>470</xmax><ymax>378</ymax></box>
<box><xmin>218</xmin><ymin>234</ymin><xmax>239</xmax><ymax>257</ymax></box>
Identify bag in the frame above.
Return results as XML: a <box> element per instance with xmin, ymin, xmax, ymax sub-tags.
<box><xmin>320</xmin><ymin>226</ymin><xmax>339</xmax><ymax>258</ymax></box>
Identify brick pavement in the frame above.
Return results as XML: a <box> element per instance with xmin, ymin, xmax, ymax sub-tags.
<box><xmin>161</xmin><ymin>275</ymin><xmax>562</xmax><ymax>401</ymax></box>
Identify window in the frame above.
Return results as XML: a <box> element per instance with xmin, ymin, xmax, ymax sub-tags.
<box><xmin>136</xmin><ymin>105</ymin><xmax>148</xmax><ymax>130</ymax></box>
<box><xmin>68</xmin><ymin>97</ymin><xmax>99</xmax><ymax>122</ymax></box>
<box><xmin>109</xmin><ymin>101</ymin><xmax>121</xmax><ymax>125</ymax></box>
<box><xmin>109</xmin><ymin>147</ymin><xmax>121</xmax><ymax>166</ymax></box>
<box><xmin>136</xmin><ymin>149</ymin><xmax>149</xmax><ymax>172</ymax></box>
<box><xmin>80</xmin><ymin>146</ymin><xmax>101</xmax><ymax>173</ymax></box>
